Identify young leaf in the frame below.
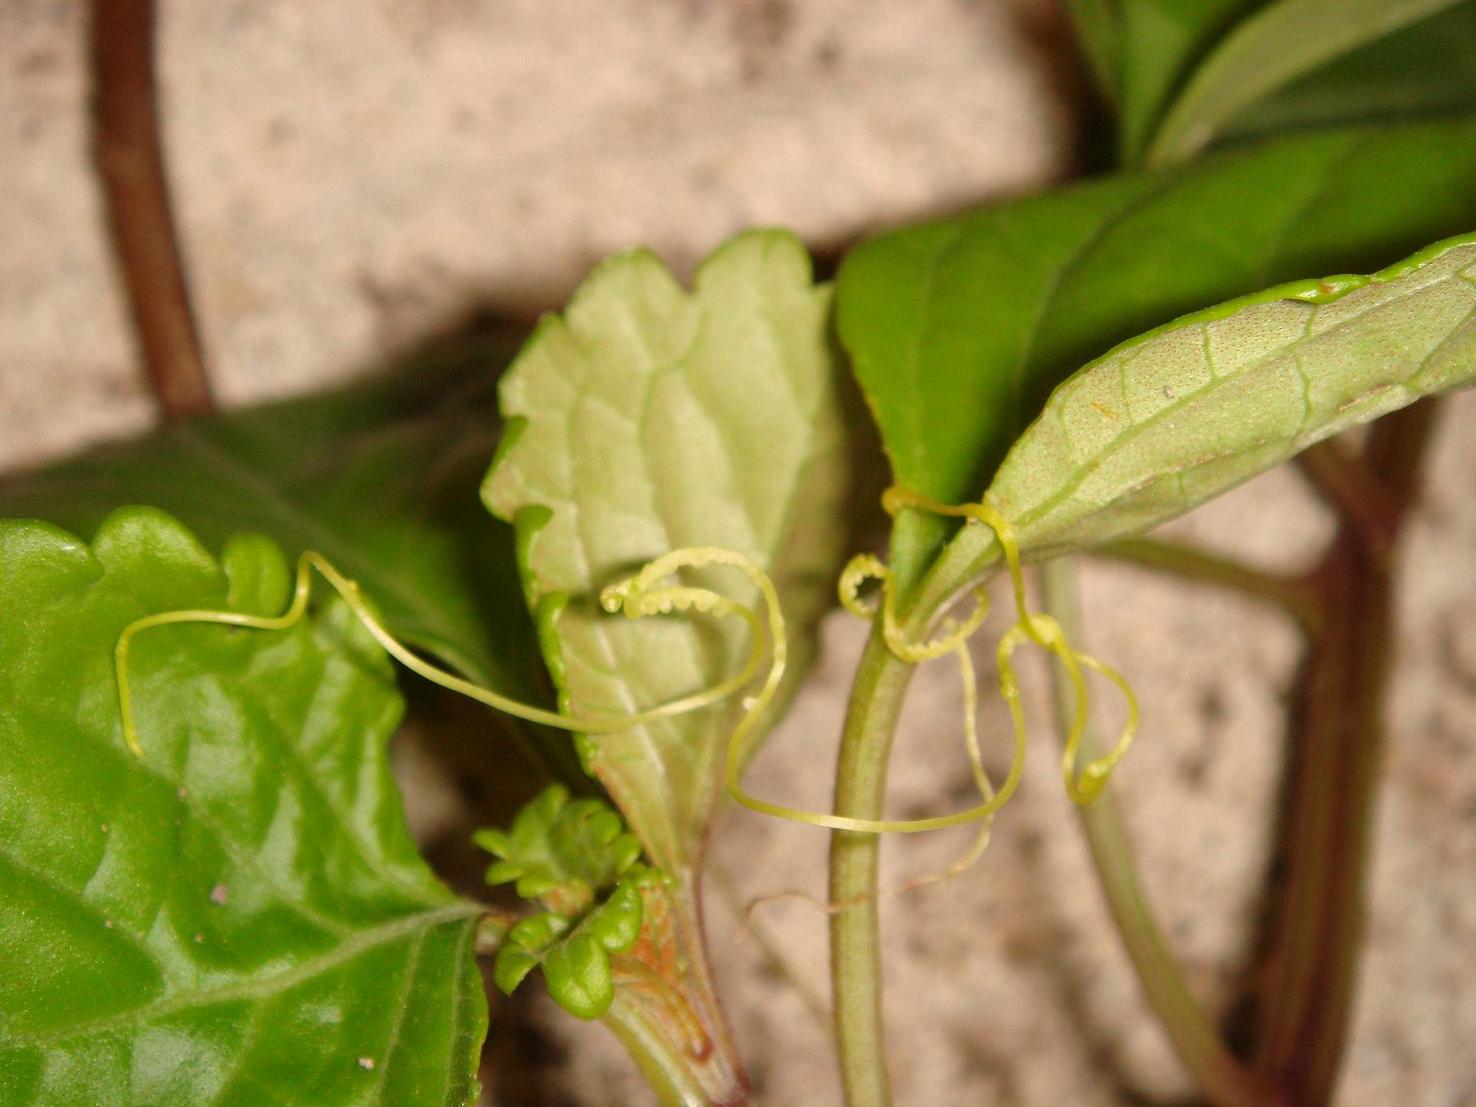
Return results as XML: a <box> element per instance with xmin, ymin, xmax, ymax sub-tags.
<box><xmin>0</xmin><ymin>508</ymin><xmax>486</xmax><ymax>1106</ymax></box>
<box><xmin>836</xmin><ymin>117</ymin><xmax>1476</xmax><ymax>584</ymax></box>
<box><xmin>1220</xmin><ymin>1</ymin><xmax>1476</xmax><ymax>140</ymax></box>
<box><xmin>483</xmin><ymin>230</ymin><xmax>851</xmax><ymax>874</ymax></box>
<box><xmin>1145</xmin><ymin>0</ymin><xmax>1468</xmax><ymax>165</ymax></box>
<box><xmin>954</xmin><ymin>234</ymin><xmax>1476</xmax><ymax>576</ymax></box>
<box><xmin>474</xmin><ymin>784</ymin><xmax>642</xmax><ymax>917</ymax></box>
<box><xmin>0</xmin><ymin>339</ymin><xmax>538</xmax><ymax>702</ymax></box>
<box><xmin>1106</xmin><ymin>0</ymin><xmax>1270</xmax><ymax>163</ymax></box>
<box><xmin>492</xmin><ymin>876</ymin><xmax>648</xmax><ymax>1021</ymax></box>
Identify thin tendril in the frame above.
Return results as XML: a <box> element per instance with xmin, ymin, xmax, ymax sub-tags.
<box><xmin>115</xmin><ymin>549</ymin><xmax>763</xmax><ymax>757</ymax></box>
<box><xmin>882</xmin><ymin>485</ymin><xmax>1140</xmax><ymax>804</ymax></box>
<box><xmin>117</xmin><ymin>492</ymin><xmax>1137</xmax><ymax>826</ymax></box>
<box><xmin>726</xmin><ymin>539</ymin><xmax>1023</xmax><ymax>839</ymax></box>
<box><xmin>115</xmin><ymin>519</ymin><xmax>1137</xmax><ymax>939</ymax></box>
<box><xmin>838</xmin><ymin>553</ymin><xmax>989</xmax><ymax>663</ymax></box>
<box><xmin>733</xmin><ymin>644</ymin><xmax>998</xmax><ymax>929</ymax></box>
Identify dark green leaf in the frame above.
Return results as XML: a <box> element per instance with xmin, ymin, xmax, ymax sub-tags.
<box><xmin>1221</xmin><ymin>1</ymin><xmax>1476</xmax><ymax>140</ymax></box>
<box><xmin>0</xmin><ymin>508</ymin><xmax>486</xmax><ymax>1106</ymax></box>
<box><xmin>1064</xmin><ymin>0</ymin><xmax>1124</xmax><ymax>104</ymax></box>
<box><xmin>836</xmin><ymin>117</ymin><xmax>1476</xmax><ymax>584</ymax></box>
<box><xmin>1145</xmin><ymin>0</ymin><xmax>1468</xmax><ymax>165</ymax></box>
<box><xmin>1109</xmin><ymin>0</ymin><xmax>1270</xmax><ymax>163</ymax></box>
<box><xmin>0</xmin><ymin>339</ymin><xmax>538</xmax><ymax>703</ymax></box>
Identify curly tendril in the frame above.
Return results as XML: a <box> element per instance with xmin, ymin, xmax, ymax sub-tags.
<box><xmin>115</xmin><ymin>549</ymin><xmax>765</xmax><ymax>757</ymax></box>
<box><xmin>116</xmin><ymin>491</ymin><xmax>1137</xmax><ymax>828</ymax></box>
<box><xmin>880</xmin><ymin>486</ymin><xmax>1140</xmax><ymax>805</ymax></box>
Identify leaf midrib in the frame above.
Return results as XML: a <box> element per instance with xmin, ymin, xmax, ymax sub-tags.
<box><xmin>4</xmin><ymin>902</ymin><xmax>481</xmax><ymax>1048</ymax></box>
<box><xmin>1013</xmin><ymin>259</ymin><xmax>1472</xmax><ymax>530</ymax></box>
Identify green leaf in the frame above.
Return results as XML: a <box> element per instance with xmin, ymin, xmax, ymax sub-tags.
<box><xmin>0</xmin><ymin>508</ymin><xmax>486</xmax><ymax>1106</ymax></box>
<box><xmin>836</xmin><ymin>117</ymin><xmax>1476</xmax><ymax>584</ymax></box>
<box><xmin>1064</xmin><ymin>0</ymin><xmax>1124</xmax><ymax>105</ymax></box>
<box><xmin>0</xmin><ymin>339</ymin><xmax>539</xmax><ymax>705</ymax></box>
<box><xmin>483</xmin><ymin>229</ymin><xmax>852</xmax><ymax>874</ymax></box>
<box><xmin>474</xmin><ymin>784</ymin><xmax>642</xmax><ymax>916</ymax></box>
<box><xmin>1145</xmin><ymin>0</ymin><xmax>1468</xmax><ymax>166</ymax></box>
<box><xmin>477</xmin><ymin>787</ymin><xmax>647</xmax><ymax>1020</ymax></box>
<box><xmin>492</xmin><ymin>939</ymin><xmax>547</xmax><ymax>995</ymax></box>
<box><xmin>956</xmin><ymin>234</ymin><xmax>1476</xmax><ymax>573</ymax></box>
<box><xmin>1108</xmin><ymin>0</ymin><xmax>1271</xmax><ymax>163</ymax></box>
<box><xmin>492</xmin><ymin>877</ymin><xmax>647</xmax><ymax>1021</ymax></box>
<box><xmin>540</xmin><ymin>934</ymin><xmax>614</xmax><ymax>1022</ymax></box>
<box><xmin>1221</xmin><ymin>1</ymin><xmax>1476</xmax><ymax>140</ymax></box>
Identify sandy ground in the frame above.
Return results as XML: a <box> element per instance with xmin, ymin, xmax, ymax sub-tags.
<box><xmin>3</xmin><ymin>2</ymin><xmax>1473</xmax><ymax>1105</ymax></box>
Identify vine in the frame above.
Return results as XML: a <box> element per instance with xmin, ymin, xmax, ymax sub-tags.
<box><xmin>116</xmin><ymin>488</ymin><xmax>1140</xmax><ymax>855</ymax></box>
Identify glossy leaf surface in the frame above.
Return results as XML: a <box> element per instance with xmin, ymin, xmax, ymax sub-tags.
<box><xmin>836</xmin><ymin>117</ymin><xmax>1476</xmax><ymax>581</ymax></box>
<box><xmin>475</xmin><ymin>784</ymin><xmax>642</xmax><ymax>917</ymax></box>
<box><xmin>1146</xmin><ymin>0</ymin><xmax>1468</xmax><ymax>165</ymax></box>
<box><xmin>0</xmin><ymin>509</ymin><xmax>485</xmax><ymax>1106</ymax></box>
<box><xmin>0</xmin><ymin>341</ymin><xmax>537</xmax><ymax>700</ymax></box>
<box><xmin>484</xmin><ymin>230</ymin><xmax>851</xmax><ymax>873</ymax></box>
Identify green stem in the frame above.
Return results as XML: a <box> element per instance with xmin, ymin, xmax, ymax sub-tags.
<box><xmin>827</xmin><ymin>628</ymin><xmax>917</xmax><ymax>1107</ymax></box>
<box><xmin>1095</xmin><ymin>537</ymin><xmax>1322</xmax><ymax>633</ymax></box>
<box><xmin>1039</xmin><ymin>559</ymin><xmax>1283</xmax><ymax>1107</ymax></box>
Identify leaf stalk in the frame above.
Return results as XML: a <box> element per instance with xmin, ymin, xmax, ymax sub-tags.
<box><xmin>1039</xmin><ymin>558</ymin><xmax>1286</xmax><ymax>1107</ymax></box>
<box><xmin>1094</xmin><ymin>538</ymin><xmax>1323</xmax><ymax>633</ymax></box>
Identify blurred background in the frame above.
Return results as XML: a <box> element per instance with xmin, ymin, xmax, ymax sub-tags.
<box><xmin>2</xmin><ymin>2</ymin><xmax>1473</xmax><ymax>1104</ymax></box>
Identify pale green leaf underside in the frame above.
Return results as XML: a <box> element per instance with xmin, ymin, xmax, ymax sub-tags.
<box><xmin>483</xmin><ymin>230</ymin><xmax>850</xmax><ymax>873</ymax></box>
<box><xmin>972</xmin><ymin>234</ymin><xmax>1476</xmax><ymax>570</ymax></box>
<box><xmin>0</xmin><ymin>509</ymin><xmax>485</xmax><ymax>1107</ymax></box>
<box><xmin>1146</xmin><ymin>0</ymin><xmax>1467</xmax><ymax>165</ymax></box>
<box><xmin>836</xmin><ymin>118</ymin><xmax>1476</xmax><ymax>590</ymax></box>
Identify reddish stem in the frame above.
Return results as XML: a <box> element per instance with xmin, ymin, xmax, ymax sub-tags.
<box><xmin>92</xmin><ymin>0</ymin><xmax>214</xmax><ymax>421</ymax></box>
<box><xmin>1251</xmin><ymin>402</ymin><xmax>1439</xmax><ymax>1105</ymax></box>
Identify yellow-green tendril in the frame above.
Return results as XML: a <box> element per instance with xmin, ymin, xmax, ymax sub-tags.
<box><xmin>115</xmin><ymin>549</ymin><xmax>764</xmax><ymax>757</ymax></box>
<box><xmin>882</xmin><ymin>485</ymin><xmax>1140</xmax><ymax>805</ymax></box>
<box><xmin>732</xmin><ymin>551</ymin><xmax>1006</xmax><ymax>918</ymax></box>
<box><xmin>838</xmin><ymin>553</ymin><xmax>989</xmax><ymax>663</ymax></box>
<box><xmin>713</xmin><ymin>550</ymin><xmax>1021</xmax><ymax>836</ymax></box>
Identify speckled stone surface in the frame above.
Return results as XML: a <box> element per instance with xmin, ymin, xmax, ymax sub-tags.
<box><xmin>3</xmin><ymin>3</ymin><xmax>1473</xmax><ymax>1105</ymax></box>
<box><xmin>0</xmin><ymin>0</ymin><xmax>1068</xmax><ymax>470</ymax></box>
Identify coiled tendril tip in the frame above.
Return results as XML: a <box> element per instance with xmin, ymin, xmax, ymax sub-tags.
<box><xmin>113</xmin><ymin>494</ymin><xmax>1137</xmax><ymax>906</ymax></box>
